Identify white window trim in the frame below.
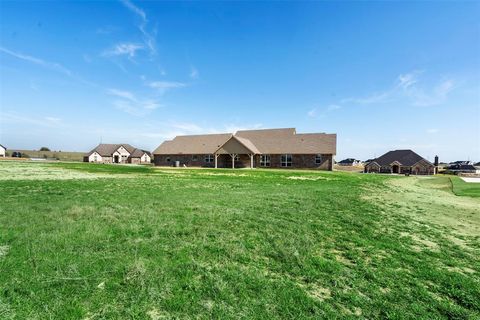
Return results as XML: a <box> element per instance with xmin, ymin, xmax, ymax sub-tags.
<box><xmin>205</xmin><ymin>154</ymin><xmax>214</xmax><ymax>163</ymax></box>
<box><xmin>281</xmin><ymin>154</ymin><xmax>292</xmax><ymax>167</ymax></box>
<box><xmin>315</xmin><ymin>154</ymin><xmax>322</xmax><ymax>164</ymax></box>
<box><xmin>260</xmin><ymin>154</ymin><xmax>271</xmax><ymax>167</ymax></box>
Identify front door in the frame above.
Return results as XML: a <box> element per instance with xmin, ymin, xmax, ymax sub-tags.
<box><xmin>392</xmin><ymin>165</ymin><xmax>399</xmax><ymax>173</ymax></box>
<box><xmin>114</xmin><ymin>155</ymin><xmax>119</xmax><ymax>163</ymax></box>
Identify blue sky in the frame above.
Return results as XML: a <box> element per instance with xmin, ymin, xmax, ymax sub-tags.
<box><xmin>0</xmin><ymin>1</ymin><xmax>479</xmax><ymax>162</ymax></box>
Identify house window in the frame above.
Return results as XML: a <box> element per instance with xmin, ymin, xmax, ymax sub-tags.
<box><xmin>166</xmin><ymin>156</ymin><xmax>171</xmax><ymax>162</ymax></box>
<box><xmin>260</xmin><ymin>155</ymin><xmax>270</xmax><ymax>167</ymax></box>
<box><xmin>192</xmin><ymin>155</ymin><xmax>198</xmax><ymax>161</ymax></box>
<box><xmin>205</xmin><ymin>154</ymin><xmax>214</xmax><ymax>163</ymax></box>
<box><xmin>281</xmin><ymin>154</ymin><xmax>292</xmax><ymax>167</ymax></box>
<box><xmin>234</xmin><ymin>155</ymin><xmax>239</xmax><ymax>161</ymax></box>
<box><xmin>315</xmin><ymin>154</ymin><xmax>322</xmax><ymax>164</ymax></box>
<box><xmin>93</xmin><ymin>155</ymin><xmax>97</xmax><ymax>162</ymax></box>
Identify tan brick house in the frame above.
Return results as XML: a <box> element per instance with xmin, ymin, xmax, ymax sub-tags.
<box><xmin>364</xmin><ymin>150</ymin><xmax>435</xmax><ymax>175</ymax></box>
<box><xmin>84</xmin><ymin>144</ymin><xmax>151</xmax><ymax>164</ymax></box>
<box><xmin>153</xmin><ymin>128</ymin><xmax>336</xmax><ymax>170</ymax></box>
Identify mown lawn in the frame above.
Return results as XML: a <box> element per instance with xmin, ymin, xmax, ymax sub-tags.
<box><xmin>0</xmin><ymin>161</ymin><xmax>479</xmax><ymax>319</ymax></box>
<box><xmin>450</xmin><ymin>176</ymin><xmax>480</xmax><ymax>198</ymax></box>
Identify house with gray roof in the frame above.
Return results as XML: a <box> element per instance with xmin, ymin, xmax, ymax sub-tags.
<box><xmin>153</xmin><ymin>128</ymin><xmax>336</xmax><ymax>170</ymax></box>
<box><xmin>338</xmin><ymin>158</ymin><xmax>362</xmax><ymax>166</ymax></box>
<box><xmin>84</xmin><ymin>144</ymin><xmax>151</xmax><ymax>164</ymax></box>
<box><xmin>364</xmin><ymin>150</ymin><xmax>435</xmax><ymax>175</ymax></box>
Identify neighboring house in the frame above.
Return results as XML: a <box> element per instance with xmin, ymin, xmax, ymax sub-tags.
<box><xmin>84</xmin><ymin>144</ymin><xmax>151</xmax><ymax>164</ymax></box>
<box><xmin>153</xmin><ymin>128</ymin><xmax>336</xmax><ymax>170</ymax></box>
<box><xmin>129</xmin><ymin>149</ymin><xmax>152</xmax><ymax>164</ymax></box>
<box><xmin>446</xmin><ymin>164</ymin><xmax>480</xmax><ymax>174</ymax></box>
<box><xmin>449</xmin><ymin>160</ymin><xmax>472</xmax><ymax>166</ymax></box>
<box><xmin>337</xmin><ymin>158</ymin><xmax>362</xmax><ymax>166</ymax></box>
<box><xmin>475</xmin><ymin>162</ymin><xmax>480</xmax><ymax>167</ymax></box>
<box><xmin>0</xmin><ymin>144</ymin><xmax>5</xmax><ymax>157</ymax></box>
<box><xmin>364</xmin><ymin>150</ymin><xmax>435</xmax><ymax>175</ymax></box>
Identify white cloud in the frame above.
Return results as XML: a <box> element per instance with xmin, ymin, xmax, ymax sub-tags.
<box><xmin>427</xmin><ymin>128</ymin><xmax>439</xmax><ymax>134</ymax></box>
<box><xmin>120</xmin><ymin>0</ymin><xmax>156</xmax><ymax>55</ymax></box>
<box><xmin>103</xmin><ymin>43</ymin><xmax>144</xmax><ymax>58</ymax></box>
<box><xmin>0</xmin><ymin>112</ymin><xmax>63</xmax><ymax>128</ymax></box>
<box><xmin>44</xmin><ymin>116</ymin><xmax>61</xmax><ymax>123</ymax></box>
<box><xmin>0</xmin><ymin>46</ymin><xmax>72</xmax><ymax>76</ymax></box>
<box><xmin>148</xmin><ymin>81</ymin><xmax>186</xmax><ymax>95</ymax></box>
<box><xmin>308</xmin><ymin>104</ymin><xmax>341</xmax><ymax>118</ymax></box>
<box><xmin>107</xmin><ymin>88</ymin><xmax>161</xmax><ymax>116</ymax></box>
<box><xmin>189</xmin><ymin>66</ymin><xmax>199</xmax><ymax>79</ymax></box>
<box><xmin>341</xmin><ymin>70</ymin><xmax>455</xmax><ymax>107</ymax></box>
<box><xmin>112</xmin><ymin>99</ymin><xmax>161</xmax><ymax>116</ymax></box>
<box><xmin>148</xmin><ymin>81</ymin><xmax>186</xmax><ymax>89</ymax></box>
<box><xmin>327</xmin><ymin>104</ymin><xmax>342</xmax><ymax>111</ymax></box>
<box><xmin>107</xmin><ymin>88</ymin><xmax>136</xmax><ymax>101</ymax></box>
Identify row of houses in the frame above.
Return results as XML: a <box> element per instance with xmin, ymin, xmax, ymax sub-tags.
<box><xmin>81</xmin><ymin>128</ymin><xmax>438</xmax><ymax>174</ymax></box>
<box><xmin>4</xmin><ymin>127</ymin><xmax>477</xmax><ymax>175</ymax></box>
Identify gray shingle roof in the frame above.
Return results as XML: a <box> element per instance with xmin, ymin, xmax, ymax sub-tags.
<box><xmin>85</xmin><ymin>143</ymin><xmax>136</xmax><ymax>157</ymax></box>
<box><xmin>370</xmin><ymin>150</ymin><xmax>432</xmax><ymax>167</ymax></box>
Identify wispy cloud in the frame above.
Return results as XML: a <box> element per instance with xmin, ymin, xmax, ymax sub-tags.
<box><xmin>342</xmin><ymin>70</ymin><xmax>455</xmax><ymax>107</ymax></box>
<box><xmin>0</xmin><ymin>112</ymin><xmax>63</xmax><ymax>128</ymax></box>
<box><xmin>120</xmin><ymin>0</ymin><xmax>156</xmax><ymax>55</ymax></box>
<box><xmin>189</xmin><ymin>66</ymin><xmax>199</xmax><ymax>79</ymax></box>
<box><xmin>148</xmin><ymin>81</ymin><xmax>186</xmax><ymax>89</ymax></box>
<box><xmin>102</xmin><ymin>43</ymin><xmax>144</xmax><ymax>58</ymax></box>
<box><xmin>148</xmin><ymin>81</ymin><xmax>186</xmax><ymax>95</ymax></box>
<box><xmin>107</xmin><ymin>88</ymin><xmax>161</xmax><ymax>116</ymax></box>
<box><xmin>0</xmin><ymin>46</ymin><xmax>72</xmax><ymax>76</ymax></box>
<box><xmin>107</xmin><ymin>88</ymin><xmax>136</xmax><ymax>101</ymax></box>
<box><xmin>0</xmin><ymin>46</ymin><xmax>100</xmax><ymax>87</ymax></box>
<box><xmin>307</xmin><ymin>104</ymin><xmax>342</xmax><ymax>118</ymax></box>
<box><xmin>427</xmin><ymin>128</ymin><xmax>439</xmax><ymax>134</ymax></box>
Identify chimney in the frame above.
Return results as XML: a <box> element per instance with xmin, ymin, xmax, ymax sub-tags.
<box><xmin>434</xmin><ymin>155</ymin><xmax>439</xmax><ymax>167</ymax></box>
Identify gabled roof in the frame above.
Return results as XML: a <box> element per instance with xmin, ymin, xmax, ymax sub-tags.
<box><xmin>338</xmin><ymin>158</ymin><xmax>360</xmax><ymax>164</ymax></box>
<box><xmin>130</xmin><ymin>149</ymin><xmax>152</xmax><ymax>158</ymax></box>
<box><xmin>215</xmin><ymin>135</ymin><xmax>261</xmax><ymax>155</ymax></box>
<box><xmin>153</xmin><ymin>133</ymin><xmax>232</xmax><ymax>155</ymax></box>
<box><xmin>448</xmin><ymin>164</ymin><xmax>477</xmax><ymax>170</ymax></box>
<box><xmin>0</xmin><ymin>144</ymin><xmax>6</xmax><ymax>150</ymax></box>
<box><xmin>85</xmin><ymin>143</ymin><xmax>136</xmax><ymax>157</ymax></box>
<box><xmin>153</xmin><ymin>128</ymin><xmax>336</xmax><ymax>155</ymax></box>
<box><xmin>369</xmin><ymin>150</ymin><xmax>433</xmax><ymax>167</ymax></box>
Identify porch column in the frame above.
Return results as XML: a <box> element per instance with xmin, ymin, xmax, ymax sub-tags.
<box><xmin>250</xmin><ymin>154</ymin><xmax>254</xmax><ymax>169</ymax></box>
<box><xmin>231</xmin><ymin>154</ymin><xmax>235</xmax><ymax>169</ymax></box>
<box><xmin>214</xmin><ymin>153</ymin><xmax>218</xmax><ymax>169</ymax></box>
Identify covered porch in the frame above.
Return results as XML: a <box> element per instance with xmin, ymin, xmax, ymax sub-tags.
<box><xmin>214</xmin><ymin>135</ymin><xmax>259</xmax><ymax>169</ymax></box>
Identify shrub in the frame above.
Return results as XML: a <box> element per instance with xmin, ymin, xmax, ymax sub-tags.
<box><xmin>39</xmin><ymin>147</ymin><xmax>50</xmax><ymax>151</ymax></box>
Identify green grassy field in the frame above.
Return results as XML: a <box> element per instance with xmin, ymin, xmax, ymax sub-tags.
<box><xmin>450</xmin><ymin>176</ymin><xmax>480</xmax><ymax>198</ymax></box>
<box><xmin>5</xmin><ymin>149</ymin><xmax>85</xmax><ymax>161</ymax></box>
<box><xmin>0</xmin><ymin>162</ymin><xmax>479</xmax><ymax>319</ymax></box>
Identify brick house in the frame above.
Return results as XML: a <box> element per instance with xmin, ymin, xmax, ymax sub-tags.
<box><xmin>364</xmin><ymin>150</ymin><xmax>435</xmax><ymax>175</ymax></box>
<box><xmin>84</xmin><ymin>144</ymin><xmax>151</xmax><ymax>164</ymax></box>
<box><xmin>153</xmin><ymin>128</ymin><xmax>336</xmax><ymax>170</ymax></box>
